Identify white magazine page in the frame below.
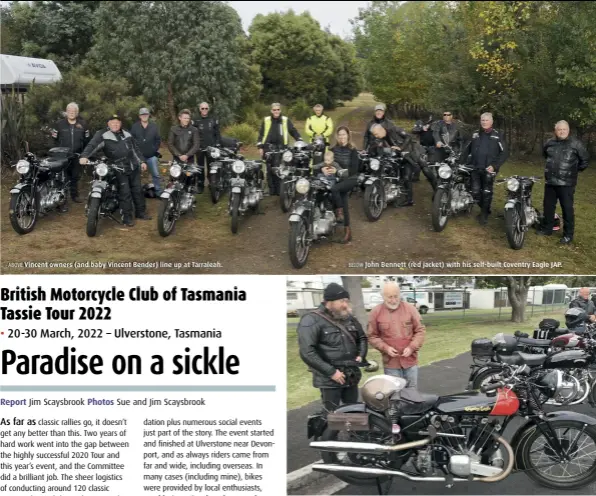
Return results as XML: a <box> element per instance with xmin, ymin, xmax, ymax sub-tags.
<box><xmin>0</xmin><ymin>275</ymin><xmax>287</xmax><ymax>495</ymax></box>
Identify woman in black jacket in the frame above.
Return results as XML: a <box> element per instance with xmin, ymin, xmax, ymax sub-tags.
<box><xmin>330</xmin><ymin>126</ymin><xmax>360</xmax><ymax>244</ymax></box>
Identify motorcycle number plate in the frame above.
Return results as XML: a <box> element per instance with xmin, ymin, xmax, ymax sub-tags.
<box><xmin>231</xmin><ymin>187</ymin><xmax>242</xmax><ymax>193</ymax></box>
<box><xmin>365</xmin><ymin>179</ymin><xmax>375</xmax><ymax>185</ymax></box>
<box><xmin>210</xmin><ymin>168</ymin><xmax>218</xmax><ymax>174</ymax></box>
<box><xmin>94</xmin><ymin>181</ymin><xmax>107</xmax><ymax>189</ymax></box>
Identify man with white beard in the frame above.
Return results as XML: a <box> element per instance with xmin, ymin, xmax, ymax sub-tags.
<box><xmin>367</xmin><ymin>282</ymin><xmax>426</xmax><ymax>388</ymax></box>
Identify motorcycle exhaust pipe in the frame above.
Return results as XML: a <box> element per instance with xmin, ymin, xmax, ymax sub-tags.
<box><xmin>312</xmin><ymin>464</ymin><xmax>469</xmax><ymax>482</ymax></box>
<box><xmin>310</xmin><ymin>437</ymin><xmax>431</xmax><ymax>454</ymax></box>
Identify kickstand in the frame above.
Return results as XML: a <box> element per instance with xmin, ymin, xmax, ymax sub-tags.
<box><xmin>376</xmin><ymin>476</ymin><xmax>393</xmax><ymax>495</ymax></box>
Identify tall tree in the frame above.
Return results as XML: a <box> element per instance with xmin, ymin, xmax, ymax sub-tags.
<box><xmin>342</xmin><ymin>276</ymin><xmax>368</xmax><ymax>332</ymax></box>
<box><xmin>89</xmin><ymin>1</ymin><xmax>248</xmax><ymax>124</ymax></box>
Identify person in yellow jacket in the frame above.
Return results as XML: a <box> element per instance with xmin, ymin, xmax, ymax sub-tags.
<box><xmin>305</xmin><ymin>104</ymin><xmax>334</xmax><ymax>142</ymax></box>
<box><xmin>257</xmin><ymin>103</ymin><xmax>302</xmax><ymax>196</ymax></box>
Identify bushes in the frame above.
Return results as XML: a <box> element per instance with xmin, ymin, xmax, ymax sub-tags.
<box><xmin>1</xmin><ymin>88</ymin><xmax>27</xmax><ymax>165</ymax></box>
<box><xmin>288</xmin><ymin>98</ymin><xmax>311</xmax><ymax>121</ymax></box>
<box><xmin>222</xmin><ymin>122</ymin><xmax>258</xmax><ymax>146</ymax></box>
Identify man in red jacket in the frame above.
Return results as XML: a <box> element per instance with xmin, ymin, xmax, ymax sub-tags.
<box><xmin>367</xmin><ymin>281</ymin><xmax>426</xmax><ymax>388</ymax></box>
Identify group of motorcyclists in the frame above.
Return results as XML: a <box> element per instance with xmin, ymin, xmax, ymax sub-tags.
<box><xmin>37</xmin><ymin>99</ymin><xmax>590</xmax><ymax>246</ymax></box>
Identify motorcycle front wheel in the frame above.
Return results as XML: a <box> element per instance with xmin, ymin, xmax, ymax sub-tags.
<box><xmin>505</xmin><ymin>204</ymin><xmax>525</xmax><ymax>250</ymax></box>
<box><xmin>9</xmin><ymin>187</ymin><xmax>38</xmax><ymax>235</ymax></box>
<box><xmin>289</xmin><ymin>218</ymin><xmax>310</xmax><ymax>269</ymax></box>
<box><xmin>209</xmin><ymin>175</ymin><xmax>221</xmax><ymax>204</ymax></box>
<box><xmin>86</xmin><ymin>197</ymin><xmax>101</xmax><ymax>237</ymax></box>
<box><xmin>318</xmin><ymin>414</ymin><xmax>395</xmax><ymax>486</ymax></box>
<box><xmin>157</xmin><ymin>195</ymin><xmax>177</xmax><ymax>237</ymax></box>
<box><xmin>431</xmin><ymin>188</ymin><xmax>449</xmax><ymax>232</ymax></box>
<box><xmin>231</xmin><ymin>192</ymin><xmax>241</xmax><ymax>234</ymax></box>
<box><xmin>280</xmin><ymin>181</ymin><xmax>293</xmax><ymax>213</ymax></box>
<box><xmin>520</xmin><ymin>420</ymin><xmax>596</xmax><ymax>489</ymax></box>
<box><xmin>363</xmin><ymin>183</ymin><xmax>384</xmax><ymax>221</ymax></box>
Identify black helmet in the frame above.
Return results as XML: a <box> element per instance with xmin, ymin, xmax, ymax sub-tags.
<box><xmin>143</xmin><ymin>183</ymin><xmax>157</xmax><ymax>198</ymax></box>
<box><xmin>565</xmin><ymin>307</ymin><xmax>587</xmax><ymax>329</ymax></box>
<box><xmin>412</xmin><ymin>120</ymin><xmax>424</xmax><ymax>133</ymax></box>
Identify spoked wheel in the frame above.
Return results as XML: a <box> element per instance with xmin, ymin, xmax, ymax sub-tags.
<box><xmin>86</xmin><ymin>197</ymin><xmax>101</xmax><ymax>237</ymax></box>
<box><xmin>9</xmin><ymin>187</ymin><xmax>38</xmax><ymax>235</ymax></box>
<box><xmin>157</xmin><ymin>196</ymin><xmax>177</xmax><ymax>237</ymax></box>
<box><xmin>521</xmin><ymin>421</ymin><xmax>596</xmax><ymax>489</ymax></box>
<box><xmin>431</xmin><ymin>188</ymin><xmax>449</xmax><ymax>232</ymax></box>
<box><xmin>363</xmin><ymin>183</ymin><xmax>384</xmax><ymax>221</ymax></box>
<box><xmin>505</xmin><ymin>204</ymin><xmax>525</xmax><ymax>249</ymax></box>
<box><xmin>280</xmin><ymin>181</ymin><xmax>294</xmax><ymax>212</ymax></box>
<box><xmin>319</xmin><ymin>415</ymin><xmax>398</xmax><ymax>486</ymax></box>
<box><xmin>289</xmin><ymin>218</ymin><xmax>310</xmax><ymax>269</ymax></box>
<box><xmin>231</xmin><ymin>193</ymin><xmax>241</xmax><ymax>234</ymax></box>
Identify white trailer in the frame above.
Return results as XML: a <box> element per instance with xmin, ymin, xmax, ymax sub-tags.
<box><xmin>1</xmin><ymin>55</ymin><xmax>62</xmax><ymax>93</ymax></box>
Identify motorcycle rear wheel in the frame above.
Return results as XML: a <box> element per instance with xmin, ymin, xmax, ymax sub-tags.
<box><xmin>520</xmin><ymin>420</ymin><xmax>596</xmax><ymax>489</ymax></box>
<box><xmin>157</xmin><ymin>196</ymin><xmax>177</xmax><ymax>237</ymax></box>
<box><xmin>289</xmin><ymin>219</ymin><xmax>310</xmax><ymax>269</ymax></box>
<box><xmin>319</xmin><ymin>414</ymin><xmax>395</xmax><ymax>486</ymax></box>
<box><xmin>505</xmin><ymin>204</ymin><xmax>525</xmax><ymax>250</ymax></box>
<box><xmin>86</xmin><ymin>197</ymin><xmax>101</xmax><ymax>237</ymax></box>
<box><xmin>431</xmin><ymin>188</ymin><xmax>449</xmax><ymax>232</ymax></box>
<box><xmin>9</xmin><ymin>187</ymin><xmax>37</xmax><ymax>235</ymax></box>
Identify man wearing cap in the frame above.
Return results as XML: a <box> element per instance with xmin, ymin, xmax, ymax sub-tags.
<box><xmin>50</xmin><ymin>102</ymin><xmax>90</xmax><ymax>204</ymax></box>
<box><xmin>131</xmin><ymin>108</ymin><xmax>163</xmax><ymax>196</ymax></box>
<box><xmin>305</xmin><ymin>104</ymin><xmax>334</xmax><ymax>144</ymax></box>
<box><xmin>362</xmin><ymin>103</ymin><xmax>397</xmax><ymax>151</ymax></box>
<box><xmin>257</xmin><ymin>103</ymin><xmax>302</xmax><ymax>196</ymax></box>
<box><xmin>367</xmin><ymin>282</ymin><xmax>426</xmax><ymax>388</ymax></box>
<box><xmin>80</xmin><ymin>115</ymin><xmax>150</xmax><ymax>227</ymax></box>
<box><xmin>433</xmin><ymin>110</ymin><xmax>464</xmax><ymax>163</ymax></box>
<box><xmin>192</xmin><ymin>102</ymin><xmax>221</xmax><ymax>194</ymax></box>
<box><xmin>297</xmin><ymin>282</ymin><xmax>368</xmax><ymax>412</ymax></box>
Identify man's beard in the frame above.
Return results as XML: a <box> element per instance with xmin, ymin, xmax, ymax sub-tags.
<box><xmin>330</xmin><ymin>309</ymin><xmax>351</xmax><ymax>321</ymax></box>
<box><xmin>385</xmin><ymin>301</ymin><xmax>400</xmax><ymax>310</ymax></box>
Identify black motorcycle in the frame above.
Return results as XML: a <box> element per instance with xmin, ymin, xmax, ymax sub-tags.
<box><xmin>84</xmin><ymin>159</ymin><xmax>125</xmax><ymax>237</ymax></box>
<box><xmin>430</xmin><ymin>145</ymin><xmax>475</xmax><ymax>232</ymax></box>
<box><xmin>205</xmin><ymin>141</ymin><xmax>242</xmax><ymax>204</ymax></box>
<box><xmin>288</xmin><ymin>170</ymin><xmax>348</xmax><ymax>269</ymax></box>
<box><xmin>307</xmin><ymin>365</ymin><xmax>596</xmax><ymax>492</ymax></box>
<box><xmin>9</xmin><ymin>145</ymin><xmax>72</xmax><ymax>234</ymax></box>
<box><xmin>274</xmin><ymin>140</ymin><xmax>312</xmax><ymax>213</ymax></box>
<box><xmin>361</xmin><ymin>149</ymin><xmax>406</xmax><ymax>222</ymax></box>
<box><xmin>157</xmin><ymin>158</ymin><xmax>200</xmax><ymax>237</ymax></box>
<box><xmin>497</xmin><ymin>175</ymin><xmax>542</xmax><ymax>250</ymax></box>
<box><xmin>228</xmin><ymin>158</ymin><xmax>264</xmax><ymax>234</ymax></box>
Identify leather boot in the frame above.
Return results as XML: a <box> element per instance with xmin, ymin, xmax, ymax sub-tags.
<box><xmin>335</xmin><ymin>208</ymin><xmax>344</xmax><ymax>224</ymax></box>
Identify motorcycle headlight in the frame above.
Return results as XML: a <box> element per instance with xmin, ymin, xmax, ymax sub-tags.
<box><xmin>283</xmin><ymin>150</ymin><xmax>293</xmax><ymax>162</ymax></box>
<box><xmin>296</xmin><ymin>178</ymin><xmax>310</xmax><ymax>195</ymax></box>
<box><xmin>232</xmin><ymin>160</ymin><xmax>245</xmax><ymax>174</ymax></box>
<box><xmin>16</xmin><ymin>160</ymin><xmax>30</xmax><ymax>175</ymax></box>
<box><xmin>438</xmin><ymin>165</ymin><xmax>452</xmax><ymax>179</ymax></box>
<box><xmin>370</xmin><ymin>159</ymin><xmax>380</xmax><ymax>171</ymax></box>
<box><xmin>95</xmin><ymin>163</ymin><xmax>108</xmax><ymax>178</ymax></box>
<box><xmin>210</xmin><ymin>148</ymin><xmax>220</xmax><ymax>159</ymax></box>
<box><xmin>507</xmin><ymin>178</ymin><xmax>520</xmax><ymax>192</ymax></box>
<box><xmin>170</xmin><ymin>164</ymin><xmax>182</xmax><ymax>178</ymax></box>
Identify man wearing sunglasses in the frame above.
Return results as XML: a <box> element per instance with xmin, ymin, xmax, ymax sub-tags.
<box><xmin>257</xmin><ymin>103</ymin><xmax>302</xmax><ymax>196</ymax></box>
<box><xmin>192</xmin><ymin>102</ymin><xmax>221</xmax><ymax>194</ymax></box>
<box><xmin>433</xmin><ymin>110</ymin><xmax>464</xmax><ymax>162</ymax></box>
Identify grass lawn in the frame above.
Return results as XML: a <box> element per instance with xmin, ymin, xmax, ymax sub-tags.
<box><xmin>287</xmin><ymin>308</ymin><xmax>563</xmax><ymax>410</ymax></box>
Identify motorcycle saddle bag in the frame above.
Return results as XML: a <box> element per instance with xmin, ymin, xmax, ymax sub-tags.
<box><xmin>471</xmin><ymin>338</ymin><xmax>493</xmax><ymax>357</ymax></box>
<box><xmin>326</xmin><ymin>412</ymin><xmax>369</xmax><ymax>432</ymax></box>
<box><xmin>539</xmin><ymin>318</ymin><xmax>560</xmax><ymax>330</ymax></box>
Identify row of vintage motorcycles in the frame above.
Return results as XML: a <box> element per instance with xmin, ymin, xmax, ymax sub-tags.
<box><xmin>304</xmin><ymin>307</ymin><xmax>596</xmax><ymax>494</ymax></box>
<box><xmin>8</xmin><ymin>136</ymin><xmax>543</xmax><ymax>257</ymax></box>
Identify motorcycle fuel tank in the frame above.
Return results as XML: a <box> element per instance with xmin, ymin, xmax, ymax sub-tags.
<box><xmin>436</xmin><ymin>389</ymin><xmax>519</xmax><ymax>416</ymax></box>
<box><xmin>543</xmin><ymin>349</ymin><xmax>590</xmax><ymax>369</ymax></box>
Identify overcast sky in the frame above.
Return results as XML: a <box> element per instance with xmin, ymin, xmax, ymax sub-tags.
<box><xmin>228</xmin><ymin>1</ymin><xmax>370</xmax><ymax>38</ymax></box>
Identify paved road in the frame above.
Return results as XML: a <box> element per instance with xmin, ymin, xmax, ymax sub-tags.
<box><xmin>287</xmin><ymin>352</ymin><xmax>596</xmax><ymax>495</ymax></box>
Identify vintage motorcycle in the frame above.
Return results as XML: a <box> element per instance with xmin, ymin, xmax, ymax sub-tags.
<box><xmin>228</xmin><ymin>158</ymin><xmax>264</xmax><ymax>234</ymax></box>
<box><xmin>157</xmin><ymin>158</ymin><xmax>200</xmax><ymax>237</ymax></box>
<box><xmin>360</xmin><ymin>149</ymin><xmax>407</xmax><ymax>222</ymax></box>
<box><xmin>9</xmin><ymin>145</ymin><xmax>72</xmax><ymax>234</ymax></box>
<box><xmin>275</xmin><ymin>140</ymin><xmax>313</xmax><ymax>213</ymax></box>
<box><xmin>84</xmin><ymin>159</ymin><xmax>125</xmax><ymax>237</ymax></box>
<box><xmin>307</xmin><ymin>365</ymin><xmax>596</xmax><ymax>492</ymax></box>
<box><xmin>497</xmin><ymin>175</ymin><xmax>542</xmax><ymax>250</ymax></box>
<box><xmin>206</xmin><ymin>139</ymin><xmax>243</xmax><ymax>204</ymax></box>
<box><xmin>430</xmin><ymin>145</ymin><xmax>475</xmax><ymax>232</ymax></box>
<box><xmin>288</xmin><ymin>170</ymin><xmax>348</xmax><ymax>269</ymax></box>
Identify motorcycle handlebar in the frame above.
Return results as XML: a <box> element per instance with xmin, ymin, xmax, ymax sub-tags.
<box><xmin>480</xmin><ymin>381</ymin><xmax>505</xmax><ymax>393</ymax></box>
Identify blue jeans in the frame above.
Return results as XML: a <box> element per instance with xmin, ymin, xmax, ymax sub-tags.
<box><xmin>385</xmin><ymin>366</ymin><xmax>419</xmax><ymax>389</ymax></box>
<box><xmin>146</xmin><ymin>156</ymin><xmax>162</xmax><ymax>194</ymax></box>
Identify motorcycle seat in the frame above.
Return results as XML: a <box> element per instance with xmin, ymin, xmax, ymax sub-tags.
<box><xmin>517</xmin><ymin>337</ymin><xmax>551</xmax><ymax>347</ymax></box>
<box><xmin>499</xmin><ymin>351</ymin><xmax>547</xmax><ymax>367</ymax></box>
<box><xmin>393</xmin><ymin>388</ymin><xmax>439</xmax><ymax>415</ymax></box>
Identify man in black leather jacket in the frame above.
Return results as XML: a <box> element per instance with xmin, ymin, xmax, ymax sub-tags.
<box><xmin>569</xmin><ymin>288</ymin><xmax>596</xmax><ymax>322</ymax></box>
<box><xmin>461</xmin><ymin>112</ymin><xmax>509</xmax><ymax>225</ymax></box>
<box><xmin>363</xmin><ymin>103</ymin><xmax>398</xmax><ymax>151</ymax></box>
<box><xmin>80</xmin><ymin>115</ymin><xmax>150</xmax><ymax>227</ymax></box>
<box><xmin>192</xmin><ymin>102</ymin><xmax>221</xmax><ymax>194</ymax></box>
<box><xmin>168</xmin><ymin>109</ymin><xmax>201</xmax><ymax>164</ymax></box>
<box><xmin>537</xmin><ymin>120</ymin><xmax>590</xmax><ymax>244</ymax></box>
<box><xmin>297</xmin><ymin>283</ymin><xmax>368</xmax><ymax>412</ymax></box>
<box><xmin>433</xmin><ymin>110</ymin><xmax>464</xmax><ymax>162</ymax></box>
